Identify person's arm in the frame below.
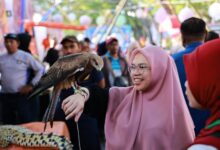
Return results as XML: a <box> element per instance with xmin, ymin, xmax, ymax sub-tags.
<box><xmin>84</xmin><ymin>85</ymin><xmax>109</xmax><ymax>125</ymax></box>
<box><xmin>98</xmin><ymin>78</ymin><xmax>105</xmax><ymax>88</ymax></box>
<box><xmin>94</xmin><ymin>70</ymin><xmax>106</xmax><ymax>88</ymax></box>
<box><xmin>62</xmin><ymin>85</ymin><xmax>109</xmax><ymax>122</ymax></box>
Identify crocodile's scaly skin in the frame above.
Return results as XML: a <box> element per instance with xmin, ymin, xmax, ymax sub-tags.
<box><xmin>0</xmin><ymin>125</ymin><xmax>73</xmax><ymax>150</ymax></box>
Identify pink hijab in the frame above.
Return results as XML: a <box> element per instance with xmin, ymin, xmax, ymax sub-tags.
<box><xmin>105</xmin><ymin>45</ymin><xmax>195</xmax><ymax>150</ymax></box>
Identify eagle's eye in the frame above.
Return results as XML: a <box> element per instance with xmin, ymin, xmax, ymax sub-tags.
<box><xmin>95</xmin><ymin>61</ymin><xmax>98</xmax><ymax>66</ymax></box>
<box><xmin>92</xmin><ymin>59</ymin><xmax>98</xmax><ymax>66</ymax></box>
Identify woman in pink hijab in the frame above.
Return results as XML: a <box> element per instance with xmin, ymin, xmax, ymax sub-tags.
<box><xmin>62</xmin><ymin>45</ymin><xmax>195</xmax><ymax>150</ymax></box>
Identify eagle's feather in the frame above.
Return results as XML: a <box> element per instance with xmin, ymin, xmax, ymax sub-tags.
<box><xmin>28</xmin><ymin>52</ymin><xmax>103</xmax><ymax>130</ymax></box>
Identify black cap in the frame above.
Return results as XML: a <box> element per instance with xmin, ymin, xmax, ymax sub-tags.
<box><xmin>4</xmin><ymin>33</ymin><xmax>19</xmax><ymax>41</ymax></box>
<box><xmin>60</xmin><ymin>35</ymin><xmax>78</xmax><ymax>45</ymax></box>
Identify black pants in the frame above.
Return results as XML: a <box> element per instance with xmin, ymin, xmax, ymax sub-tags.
<box><xmin>0</xmin><ymin>93</ymin><xmax>39</xmax><ymax>124</ymax></box>
<box><xmin>54</xmin><ymin>88</ymin><xmax>101</xmax><ymax>150</ymax></box>
<box><xmin>54</xmin><ymin>103</ymin><xmax>101</xmax><ymax>150</ymax></box>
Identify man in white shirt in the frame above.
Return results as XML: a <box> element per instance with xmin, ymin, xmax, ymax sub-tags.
<box><xmin>0</xmin><ymin>33</ymin><xmax>44</xmax><ymax>124</ymax></box>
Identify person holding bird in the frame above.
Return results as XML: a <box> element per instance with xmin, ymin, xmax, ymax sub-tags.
<box><xmin>29</xmin><ymin>35</ymin><xmax>105</xmax><ymax>150</ymax></box>
<box><xmin>61</xmin><ymin>45</ymin><xmax>195</xmax><ymax>150</ymax></box>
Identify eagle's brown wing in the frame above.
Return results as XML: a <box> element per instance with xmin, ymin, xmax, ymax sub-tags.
<box><xmin>28</xmin><ymin>53</ymin><xmax>88</xmax><ymax>99</ymax></box>
<box><xmin>28</xmin><ymin>52</ymin><xmax>103</xmax><ymax>130</ymax></box>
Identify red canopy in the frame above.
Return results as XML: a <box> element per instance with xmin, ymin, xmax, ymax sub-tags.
<box><xmin>24</xmin><ymin>20</ymin><xmax>87</xmax><ymax>31</ymax></box>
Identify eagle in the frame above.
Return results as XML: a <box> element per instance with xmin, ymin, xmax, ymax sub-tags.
<box><xmin>28</xmin><ymin>52</ymin><xmax>103</xmax><ymax>130</ymax></box>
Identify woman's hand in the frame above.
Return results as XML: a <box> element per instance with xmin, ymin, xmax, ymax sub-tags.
<box><xmin>61</xmin><ymin>88</ymin><xmax>89</xmax><ymax>122</ymax></box>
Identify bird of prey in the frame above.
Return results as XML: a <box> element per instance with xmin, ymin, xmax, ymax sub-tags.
<box><xmin>28</xmin><ymin>52</ymin><xmax>103</xmax><ymax>130</ymax></box>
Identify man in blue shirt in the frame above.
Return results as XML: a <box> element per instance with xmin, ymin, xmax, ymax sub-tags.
<box><xmin>172</xmin><ymin>17</ymin><xmax>210</xmax><ymax>135</ymax></box>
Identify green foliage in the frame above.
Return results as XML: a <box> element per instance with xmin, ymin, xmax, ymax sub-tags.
<box><xmin>33</xmin><ymin>0</ymin><xmax>214</xmax><ymax>39</ymax></box>
<box><xmin>34</xmin><ymin>0</ymin><xmax>213</xmax><ymax>24</ymax></box>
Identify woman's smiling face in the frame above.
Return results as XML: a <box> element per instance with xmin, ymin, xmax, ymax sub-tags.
<box><xmin>129</xmin><ymin>53</ymin><xmax>152</xmax><ymax>91</ymax></box>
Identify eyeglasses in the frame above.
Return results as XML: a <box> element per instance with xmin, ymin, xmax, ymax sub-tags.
<box><xmin>128</xmin><ymin>63</ymin><xmax>151</xmax><ymax>74</ymax></box>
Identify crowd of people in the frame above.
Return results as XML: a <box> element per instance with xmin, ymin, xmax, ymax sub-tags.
<box><xmin>0</xmin><ymin>16</ymin><xmax>220</xmax><ymax>150</ymax></box>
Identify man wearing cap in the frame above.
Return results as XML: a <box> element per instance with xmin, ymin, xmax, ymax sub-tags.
<box><xmin>60</xmin><ymin>35</ymin><xmax>81</xmax><ymax>55</ymax></box>
<box><xmin>54</xmin><ymin>35</ymin><xmax>104</xmax><ymax>150</ymax></box>
<box><xmin>102</xmin><ymin>37</ymin><xmax>130</xmax><ymax>87</ymax></box>
<box><xmin>0</xmin><ymin>33</ymin><xmax>44</xmax><ymax>124</ymax></box>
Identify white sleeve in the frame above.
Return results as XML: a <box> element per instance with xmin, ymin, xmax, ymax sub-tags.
<box><xmin>187</xmin><ymin>144</ymin><xmax>217</xmax><ymax>150</ymax></box>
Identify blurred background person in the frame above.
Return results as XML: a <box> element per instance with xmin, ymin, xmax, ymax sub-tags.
<box><xmin>17</xmin><ymin>32</ymin><xmax>32</xmax><ymax>54</ymax></box>
<box><xmin>0</xmin><ymin>33</ymin><xmax>44</xmax><ymax>124</ymax></box>
<box><xmin>102</xmin><ymin>37</ymin><xmax>130</xmax><ymax>87</ymax></box>
<box><xmin>97</xmin><ymin>41</ymin><xmax>108</xmax><ymax>56</ymax></box>
<box><xmin>42</xmin><ymin>34</ymin><xmax>51</xmax><ymax>51</ymax></box>
<box><xmin>17</xmin><ymin>32</ymin><xmax>42</xmax><ymax>121</ymax></box>
<box><xmin>205</xmin><ymin>30</ymin><xmax>219</xmax><ymax>42</ymax></box>
<box><xmin>172</xmin><ymin>17</ymin><xmax>210</xmax><ymax>135</ymax></box>
<box><xmin>81</xmin><ymin>37</ymin><xmax>91</xmax><ymax>52</ymax></box>
<box><xmin>43</xmin><ymin>37</ymin><xmax>59</xmax><ymax>67</ymax></box>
